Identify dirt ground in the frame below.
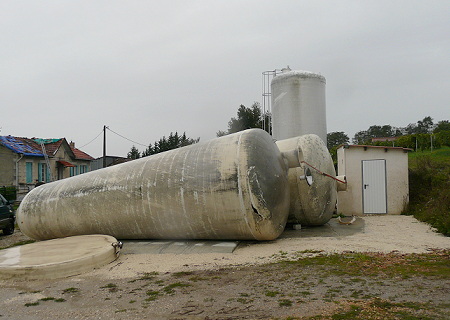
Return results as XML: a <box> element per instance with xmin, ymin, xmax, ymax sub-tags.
<box><xmin>1</xmin><ymin>215</ymin><xmax>450</xmax><ymax>320</ymax></box>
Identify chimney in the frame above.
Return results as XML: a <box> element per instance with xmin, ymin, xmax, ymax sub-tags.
<box><xmin>70</xmin><ymin>141</ymin><xmax>75</xmax><ymax>149</ymax></box>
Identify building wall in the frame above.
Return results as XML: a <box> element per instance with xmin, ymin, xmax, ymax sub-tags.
<box><xmin>0</xmin><ymin>145</ymin><xmax>16</xmax><ymax>186</ymax></box>
<box><xmin>337</xmin><ymin>146</ymin><xmax>409</xmax><ymax>216</ymax></box>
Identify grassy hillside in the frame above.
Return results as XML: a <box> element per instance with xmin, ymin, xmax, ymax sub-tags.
<box><xmin>404</xmin><ymin>146</ymin><xmax>450</xmax><ymax>236</ymax></box>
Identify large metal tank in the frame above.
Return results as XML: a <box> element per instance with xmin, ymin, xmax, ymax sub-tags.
<box><xmin>271</xmin><ymin>69</ymin><xmax>327</xmax><ymax>143</ymax></box>
<box><xmin>276</xmin><ymin>134</ymin><xmax>336</xmax><ymax>226</ymax></box>
<box><xmin>17</xmin><ymin>129</ymin><xmax>290</xmax><ymax>241</ymax></box>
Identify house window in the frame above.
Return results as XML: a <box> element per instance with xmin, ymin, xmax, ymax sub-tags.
<box><xmin>26</xmin><ymin>162</ymin><xmax>33</xmax><ymax>183</ymax></box>
<box><xmin>70</xmin><ymin>166</ymin><xmax>78</xmax><ymax>177</ymax></box>
<box><xmin>38</xmin><ymin>163</ymin><xmax>47</xmax><ymax>182</ymax></box>
<box><xmin>79</xmin><ymin>165</ymin><xmax>88</xmax><ymax>174</ymax></box>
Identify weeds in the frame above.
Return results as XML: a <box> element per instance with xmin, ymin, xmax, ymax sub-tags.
<box><xmin>279</xmin><ymin>299</ymin><xmax>292</xmax><ymax>307</ymax></box>
<box><xmin>145</xmin><ymin>290</ymin><xmax>160</xmax><ymax>301</ymax></box>
<box><xmin>24</xmin><ymin>301</ymin><xmax>39</xmax><ymax>307</ymax></box>
<box><xmin>62</xmin><ymin>287</ymin><xmax>78</xmax><ymax>294</ymax></box>
<box><xmin>163</xmin><ymin>282</ymin><xmax>191</xmax><ymax>294</ymax></box>
<box><xmin>100</xmin><ymin>283</ymin><xmax>119</xmax><ymax>292</ymax></box>
<box><xmin>266</xmin><ymin>291</ymin><xmax>280</xmax><ymax>297</ymax></box>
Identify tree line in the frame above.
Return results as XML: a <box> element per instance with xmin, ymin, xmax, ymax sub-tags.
<box><xmin>127</xmin><ymin>102</ymin><xmax>449</xmax><ymax>160</ymax></box>
<box><xmin>327</xmin><ymin>116</ymin><xmax>450</xmax><ymax>151</ymax></box>
<box><xmin>127</xmin><ymin>132</ymin><xmax>200</xmax><ymax>159</ymax></box>
<box><xmin>127</xmin><ymin>102</ymin><xmax>268</xmax><ymax>159</ymax></box>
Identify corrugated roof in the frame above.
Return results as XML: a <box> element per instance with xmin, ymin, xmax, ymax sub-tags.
<box><xmin>0</xmin><ymin>136</ymin><xmax>44</xmax><ymax>157</ymax></box>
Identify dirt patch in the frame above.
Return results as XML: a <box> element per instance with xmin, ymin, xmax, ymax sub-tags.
<box><xmin>1</xmin><ymin>216</ymin><xmax>450</xmax><ymax>319</ymax></box>
<box><xmin>0</xmin><ymin>228</ymin><xmax>35</xmax><ymax>249</ymax></box>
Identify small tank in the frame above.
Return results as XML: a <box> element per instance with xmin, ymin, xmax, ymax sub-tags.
<box><xmin>17</xmin><ymin>129</ymin><xmax>290</xmax><ymax>241</ymax></box>
<box><xmin>276</xmin><ymin>134</ymin><xmax>337</xmax><ymax>226</ymax></box>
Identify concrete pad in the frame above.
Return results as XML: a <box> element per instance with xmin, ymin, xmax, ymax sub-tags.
<box><xmin>280</xmin><ymin>217</ymin><xmax>365</xmax><ymax>239</ymax></box>
<box><xmin>121</xmin><ymin>240</ymin><xmax>239</xmax><ymax>255</ymax></box>
<box><xmin>0</xmin><ymin>235</ymin><xmax>120</xmax><ymax>280</ymax></box>
<box><xmin>120</xmin><ymin>218</ymin><xmax>362</xmax><ymax>255</ymax></box>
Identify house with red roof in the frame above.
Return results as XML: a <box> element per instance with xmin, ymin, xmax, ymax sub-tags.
<box><xmin>0</xmin><ymin>136</ymin><xmax>94</xmax><ymax>199</ymax></box>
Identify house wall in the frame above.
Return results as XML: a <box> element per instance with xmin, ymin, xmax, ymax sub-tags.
<box><xmin>17</xmin><ymin>157</ymin><xmax>46</xmax><ymax>197</ymax></box>
<box><xmin>51</xmin><ymin>148</ymin><xmax>91</xmax><ymax>180</ymax></box>
<box><xmin>1</xmin><ymin>139</ymin><xmax>93</xmax><ymax>201</ymax></box>
<box><xmin>337</xmin><ymin>146</ymin><xmax>409</xmax><ymax>216</ymax></box>
<box><xmin>0</xmin><ymin>145</ymin><xmax>16</xmax><ymax>186</ymax></box>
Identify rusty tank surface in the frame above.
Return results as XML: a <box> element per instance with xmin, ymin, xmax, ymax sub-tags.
<box><xmin>17</xmin><ymin>129</ymin><xmax>291</xmax><ymax>241</ymax></box>
<box><xmin>276</xmin><ymin>134</ymin><xmax>337</xmax><ymax>226</ymax></box>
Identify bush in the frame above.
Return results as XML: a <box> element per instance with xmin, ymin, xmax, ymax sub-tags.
<box><xmin>0</xmin><ymin>186</ymin><xmax>16</xmax><ymax>201</ymax></box>
<box><xmin>435</xmin><ymin>130</ymin><xmax>450</xmax><ymax>147</ymax></box>
<box><xmin>403</xmin><ymin>155</ymin><xmax>450</xmax><ymax>236</ymax></box>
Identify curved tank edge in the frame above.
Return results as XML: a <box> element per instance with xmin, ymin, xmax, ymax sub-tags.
<box><xmin>276</xmin><ymin>134</ymin><xmax>337</xmax><ymax>227</ymax></box>
<box><xmin>271</xmin><ymin>70</ymin><xmax>326</xmax><ymax>84</ymax></box>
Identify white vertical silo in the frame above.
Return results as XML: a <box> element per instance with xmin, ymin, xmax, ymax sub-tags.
<box><xmin>271</xmin><ymin>68</ymin><xmax>327</xmax><ymax>143</ymax></box>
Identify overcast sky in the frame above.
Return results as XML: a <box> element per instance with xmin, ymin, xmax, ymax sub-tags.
<box><xmin>1</xmin><ymin>1</ymin><xmax>449</xmax><ymax>158</ymax></box>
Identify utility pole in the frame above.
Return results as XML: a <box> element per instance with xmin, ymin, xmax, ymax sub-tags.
<box><xmin>103</xmin><ymin>125</ymin><xmax>107</xmax><ymax>168</ymax></box>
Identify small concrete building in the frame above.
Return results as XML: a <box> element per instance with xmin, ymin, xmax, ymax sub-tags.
<box><xmin>337</xmin><ymin>145</ymin><xmax>411</xmax><ymax>216</ymax></box>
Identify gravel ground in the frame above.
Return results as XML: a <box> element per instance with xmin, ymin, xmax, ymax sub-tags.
<box><xmin>1</xmin><ymin>215</ymin><xmax>450</xmax><ymax>319</ymax></box>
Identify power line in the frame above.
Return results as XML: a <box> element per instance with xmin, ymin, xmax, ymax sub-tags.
<box><xmin>79</xmin><ymin>129</ymin><xmax>104</xmax><ymax>149</ymax></box>
<box><xmin>107</xmin><ymin>127</ymin><xmax>147</xmax><ymax>147</ymax></box>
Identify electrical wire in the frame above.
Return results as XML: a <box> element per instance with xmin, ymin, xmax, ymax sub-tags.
<box><xmin>78</xmin><ymin>129</ymin><xmax>104</xmax><ymax>149</ymax></box>
<box><xmin>107</xmin><ymin>127</ymin><xmax>147</xmax><ymax>147</ymax></box>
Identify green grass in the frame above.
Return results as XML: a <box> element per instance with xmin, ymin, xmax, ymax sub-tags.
<box><xmin>62</xmin><ymin>287</ymin><xmax>79</xmax><ymax>294</ymax></box>
<box><xmin>163</xmin><ymin>282</ymin><xmax>191</xmax><ymax>294</ymax></box>
<box><xmin>145</xmin><ymin>290</ymin><xmax>160</xmax><ymax>301</ymax></box>
<box><xmin>408</xmin><ymin>146</ymin><xmax>450</xmax><ymax>167</ymax></box>
<box><xmin>266</xmin><ymin>291</ymin><xmax>280</xmax><ymax>297</ymax></box>
<box><xmin>325</xmin><ymin>299</ymin><xmax>441</xmax><ymax>320</ymax></box>
<box><xmin>279</xmin><ymin>299</ymin><xmax>292</xmax><ymax>307</ymax></box>
<box><xmin>276</xmin><ymin>250</ymin><xmax>450</xmax><ymax>279</ymax></box>
<box><xmin>24</xmin><ymin>301</ymin><xmax>40</xmax><ymax>307</ymax></box>
<box><xmin>404</xmin><ymin>147</ymin><xmax>450</xmax><ymax>235</ymax></box>
<box><xmin>40</xmin><ymin>297</ymin><xmax>55</xmax><ymax>301</ymax></box>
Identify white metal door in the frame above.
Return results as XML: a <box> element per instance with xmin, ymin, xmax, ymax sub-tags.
<box><xmin>362</xmin><ymin>159</ymin><xmax>387</xmax><ymax>214</ymax></box>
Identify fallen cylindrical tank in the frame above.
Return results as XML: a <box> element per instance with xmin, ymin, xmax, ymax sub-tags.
<box><xmin>17</xmin><ymin>129</ymin><xmax>290</xmax><ymax>241</ymax></box>
<box><xmin>276</xmin><ymin>134</ymin><xmax>337</xmax><ymax>226</ymax></box>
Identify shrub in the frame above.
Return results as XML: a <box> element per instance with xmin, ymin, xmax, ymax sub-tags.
<box><xmin>403</xmin><ymin>154</ymin><xmax>450</xmax><ymax>236</ymax></box>
<box><xmin>0</xmin><ymin>186</ymin><xmax>16</xmax><ymax>201</ymax></box>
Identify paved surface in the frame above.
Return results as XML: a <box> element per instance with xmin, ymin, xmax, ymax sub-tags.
<box><xmin>280</xmin><ymin>216</ymin><xmax>364</xmax><ymax>239</ymax></box>
<box><xmin>120</xmin><ymin>217</ymin><xmax>365</xmax><ymax>254</ymax></box>
<box><xmin>121</xmin><ymin>240</ymin><xmax>240</xmax><ymax>254</ymax></box>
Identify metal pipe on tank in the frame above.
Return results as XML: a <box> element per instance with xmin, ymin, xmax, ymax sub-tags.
<box><xmin>276</xmin><ymin>134</ymin><xmax>337</xmax><ymax>226</ymax></box>
<box><xmin>17</xmin><ymin>129</ymin><xmax>290</xmax><ymax>241</ymax></box>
